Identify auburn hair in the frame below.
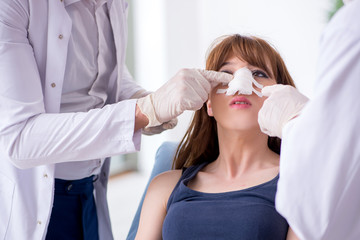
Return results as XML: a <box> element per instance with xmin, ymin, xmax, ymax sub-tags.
<box><xmin>173</xmin><ymin>34</ymin><xmax>295</xmax><ymax>169</ymax></box>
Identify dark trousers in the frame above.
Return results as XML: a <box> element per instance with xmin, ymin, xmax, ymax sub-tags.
<box><xmin>46</xmin><ymin>176</ymin><xmax>99</xmax><ymax>240</ymax></box>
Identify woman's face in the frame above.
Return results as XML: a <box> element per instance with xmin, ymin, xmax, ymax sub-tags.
<box><xmin>207</xmin><ymin>56</ymin><xmax>277</xmax><ymax>132</ymax></box>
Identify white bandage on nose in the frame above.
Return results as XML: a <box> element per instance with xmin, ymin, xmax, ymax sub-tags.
<box><xmin>216</xmin><ymin>67</ymin><xmax>263</xmax><ymax>97</ymax></box>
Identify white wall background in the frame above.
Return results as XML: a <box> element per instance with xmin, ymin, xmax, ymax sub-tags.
<box><xmin>131</xmin><ymin>0</ymin><xmax>330</xmax><ymax>174</ymax></box>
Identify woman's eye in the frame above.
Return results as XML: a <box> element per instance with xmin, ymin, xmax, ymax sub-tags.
<box><xmin>252</xmin><ymin>70</ymin><xmax>268</xmax><ymax>78</ymax></box>
<box><xmin>221</xmin><ymin>70</ymin><xmax>233</xmax><ymax>75</ymax></box>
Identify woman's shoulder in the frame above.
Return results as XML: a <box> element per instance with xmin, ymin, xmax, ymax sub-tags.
<box><xmin>147</xmin><ymin>170</ymin><xmax>183</xmax><ymax>203</ymax></box>
<box><xmin>151</xmin><ymin>170</ymin><xmax>182</xmax><ymax>187</ymax></box>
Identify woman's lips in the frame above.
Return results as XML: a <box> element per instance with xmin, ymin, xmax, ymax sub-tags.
<box><xmin>229</xmin><ymin>96</ymin><xmax>252</xmax><ymax>109</ymax></box>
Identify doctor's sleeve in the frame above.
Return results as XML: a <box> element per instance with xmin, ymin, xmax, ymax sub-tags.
<box><xmin>275</xmin><ymin>8</ymin><xmax>360</xmax><ymax>240</ymax></box>
<box><xmin>0</xmin><ymin>1</ymin><xmax>141</xmax><ymax>169</ymax></box>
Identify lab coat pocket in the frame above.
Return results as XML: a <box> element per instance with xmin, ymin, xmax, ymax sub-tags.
<box><xmin>0</xmin><ymin>173</ymin><xmax>15</xmax><ymax>239</ymax></box>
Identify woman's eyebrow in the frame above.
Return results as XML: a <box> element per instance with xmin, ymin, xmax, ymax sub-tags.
<box><xmin>220</xmin><ymin>61</ymin><xmax>235</xmax><ymax>68</ymax></box>
<box><xmin>249</xmin><ymin>65</ymin><xmax>269</xmax><ymax>73</ymax></box>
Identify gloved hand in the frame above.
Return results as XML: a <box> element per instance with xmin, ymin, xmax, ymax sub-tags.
<box><xmin>142</xmin><ymin>118</ymin><xmax>178</xmax><ymax>135</ymax></box>
<box><xmin>258</xmin><ymin>84</ymin><xmax>309</xmax><ymax>138</ymax></box>
<box><xmin>130</xmin><ymin>89</ymin><xmax>178</xmax><ymax>135</ymax></box>
<box><xmin>137</xmin><ymin>69</ymin><xmax>233</xmax><ymax>127</ymax></box>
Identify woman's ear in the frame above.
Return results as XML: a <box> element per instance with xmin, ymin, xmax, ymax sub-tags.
<box><xmin>207</xmin><ymin>99</ymin><xmax>214</xmax><ymax>116</ymax></box>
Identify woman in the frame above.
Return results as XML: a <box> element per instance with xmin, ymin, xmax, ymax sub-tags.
<box><xmin>135</xmin><ymin>34</ymin><xmax>299</xmax><ymax>240</ymax></box>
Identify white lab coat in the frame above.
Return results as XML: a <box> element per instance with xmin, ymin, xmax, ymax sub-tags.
<box><xmin>0</xmin><ymin>0</ymin><xmax>143</xmax><ymax>239</ymax></box>
<box><xmin>276</xmin><ymin>1</ymin><xmax>360</xmax><ymax>239</ymax></box>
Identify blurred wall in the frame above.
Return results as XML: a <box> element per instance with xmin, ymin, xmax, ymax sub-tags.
<box><xmin>131</xmin><ymin>0</ymin><xmax>330</xmax><ymax>174</ymax></box>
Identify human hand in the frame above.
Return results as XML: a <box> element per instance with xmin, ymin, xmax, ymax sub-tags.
<box><xmin>131</xmin><ymin>89</ymin><xmax>178</xmax><ymax>134</ymax></box>
<box><xmin>142</xmin><ymin>118</ymin><xmax>178</xmax><ymax>135</ymax></box>
<box><xmin>258</xmin><ymin>84</ymin><xmax>309</xmax><ymax>138</ymax></box>
<box><xmin>137</xmin><ymin>69</ymin><xmax>233</xmax><ymax>127</ymax></box>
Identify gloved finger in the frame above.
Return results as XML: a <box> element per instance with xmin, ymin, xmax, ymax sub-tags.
<box><xmin>142</xmin><ymin>118</ymin><xmax>178</xmax><ymax>135</ymax></box>
<box><xmin>261</xmin><ymin>84</ymin><xmax>287</xmax><ymax>97</ymax></box>
<box><xmin>258</xmin><ymin>106</ymin><xmax>279</xmax><ymax>137</ymax></box>
<box><xmin>197</xmin><ymin>69</ymin><xmax>233</xmax><ymax>86</ymax></box>
<box><xmin>162</xmin><ymin>118</ymin><xmax>178</xmax><ymax>129</ymax></box>
<box><xmin>142</xmin><ymin>125</ymin><xmax>163</xmax><ymax>135</ymax></box>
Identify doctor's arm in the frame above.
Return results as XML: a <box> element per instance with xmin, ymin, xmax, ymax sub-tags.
<box><xmin>0</xmin><ymin>1</ymin><xmax>231</xmax><ymax>169</ymax></box>
<box><xmin>0</xmin><ymin>1</ymin><xmax>143</xmax><ymax>169</ymax></box>
<box><xmin>275</xmin><ymin>8</ymin><xmax>360</xmax><ymax>240</ymax></box>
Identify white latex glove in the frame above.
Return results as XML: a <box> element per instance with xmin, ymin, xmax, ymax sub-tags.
<box><xmin>258</xmin><ymin>84</ymin><xmax>309</xmax><ymax>138</ymax></box>
<box><xmin>130</xmin><ymin>89</ymin><xmax>178</xmax><ymax>135</ymax></box>
<box><xmin>141</xmin><ymin>118</ymin><xmax>178</xmax><ymax>135</ymax></box>
<box><xmin>137</xmin><ymin>69</ymin><xmax>233</xmax><ymax>127</ymax></box>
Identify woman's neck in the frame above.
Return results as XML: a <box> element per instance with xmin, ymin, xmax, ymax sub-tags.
<box><xmin>209</xmin><ymin>126</ymin><xmax>279</xmax><ymax>179</ymax></box>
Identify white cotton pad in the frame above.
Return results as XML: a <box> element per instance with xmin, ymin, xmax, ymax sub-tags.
<box><xmin>216</xmin><ymin>67</ymin><xmax>263</xmax><ymax>97</ymax></box>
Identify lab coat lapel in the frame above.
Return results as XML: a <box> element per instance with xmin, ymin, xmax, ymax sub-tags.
<box><xmin>45</xmin><ymin>0</ymin><xmax>72</xmax><ymax>113</ymax></box>
<box><xmin>108</xmin><ymin>1</ymin><xmax>128</xmax><ymax>102</ymax></box>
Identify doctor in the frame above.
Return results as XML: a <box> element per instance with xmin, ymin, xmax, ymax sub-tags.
<box><xmin>258</xmin><ymin>0</ymin><xmax>360</xmax><ymax>239</ymax></box>
<box><xmin>0</xmin><ymin>0</ymin><xmax>231</xmax><ymax>239</ymax></box>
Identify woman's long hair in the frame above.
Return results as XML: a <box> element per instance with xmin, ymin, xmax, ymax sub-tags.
<box><xmin>173</xmin><ymin>34</ymin><xmax>296</xmax><ymax>169</ymax></box>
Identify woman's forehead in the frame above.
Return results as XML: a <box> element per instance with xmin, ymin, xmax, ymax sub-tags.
<box><xmin>222</xmin><ymin>56</ymin><xmax>272</xmax><ymax>72</ymax></box>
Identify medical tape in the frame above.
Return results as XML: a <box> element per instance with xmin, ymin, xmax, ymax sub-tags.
<box><xmin>216</xmin><ymin>67</ymin><xmax>263</xmax><ymax>97</ymax></box>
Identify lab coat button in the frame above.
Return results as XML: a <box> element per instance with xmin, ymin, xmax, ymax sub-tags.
<box><xmin>43</xmin><ymin>174</ymin><xmax>48</xmax><ymax>178</ymax></box>
<box><xmin>67</xmin><ymin>184</ymin><xmax>73</xmax><ymax>191</ymax></box>
<box><xmin>58</xmin><ymin>34</ymin><xmax>63</xmax><ymax>39</ymax></box>
<box><xmin>51</xmin><ymin>83</ymin><xmax>56</xmax><ymax>88</ymax></box>
<box><xmin>37</xmin><ymin>220</ymin><xmax>42</xmax><ymax>225</ymax></box>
